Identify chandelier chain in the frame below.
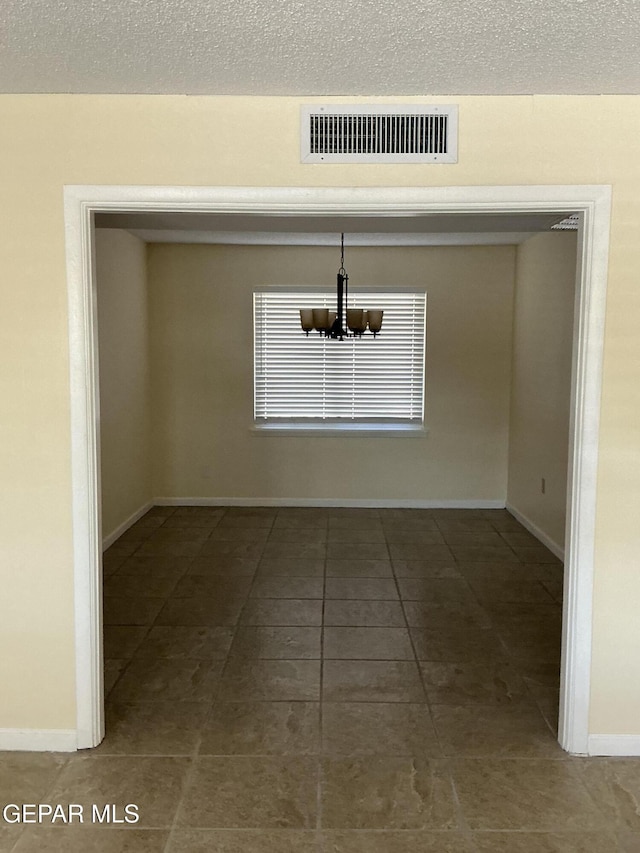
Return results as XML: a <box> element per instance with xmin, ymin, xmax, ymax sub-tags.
<box><xmin>338</xmin><ymin>232</ymin><xmax>346</xmax><ymax>275</ymax></box>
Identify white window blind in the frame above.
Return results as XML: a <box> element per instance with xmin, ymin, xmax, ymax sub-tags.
<box><xmin>254</xmin><ymin>290</ymin><xmax>426</xmax><ymax>422</ymax></box>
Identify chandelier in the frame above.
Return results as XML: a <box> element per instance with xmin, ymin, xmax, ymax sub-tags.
<box><xmin>299</xmin><ymin>234</ymin><xmax>383</xmax><ymax>339</ymax></box>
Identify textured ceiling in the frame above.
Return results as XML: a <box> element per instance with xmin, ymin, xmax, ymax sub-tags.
<box><xmin>1</xmin><ymin>0</ymin><xmax>639</xmax><ymax>95</ymax></box>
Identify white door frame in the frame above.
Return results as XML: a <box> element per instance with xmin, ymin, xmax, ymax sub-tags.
<box><xmin>64</xmin><ymin>184</ymin><xmax>611</xmax><ymax>753</ymax></box>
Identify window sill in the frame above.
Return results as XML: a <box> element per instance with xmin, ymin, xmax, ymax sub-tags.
<box><xmin>251</xmin><ymin>422</ymin><xmax>428</xmax><ymax>437</ymax></box>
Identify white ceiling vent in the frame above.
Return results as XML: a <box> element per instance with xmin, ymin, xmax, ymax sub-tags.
<box><xmin>301</xmin><ymin>104</ymin><xmax>458</xmax><ymax>164</ymax></box>
<box><xmin>551</xmin><ymin>214</ymin><xmax>579</xmax><ymax>230</ymax></box>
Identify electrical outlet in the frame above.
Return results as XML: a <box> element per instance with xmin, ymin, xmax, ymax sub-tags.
<box><xmin>541</xmin><ymin>478</ymin><xmax>546</xmax><ymax>494</ymax></box>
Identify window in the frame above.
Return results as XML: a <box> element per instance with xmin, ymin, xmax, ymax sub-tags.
<box><xmin>253</xmin><ymin>290</ymin><xmax>426</xmax><ymax>431</ymax></box>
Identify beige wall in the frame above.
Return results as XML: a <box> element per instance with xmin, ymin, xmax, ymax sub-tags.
<box><xmin>0</xmin><ymin>95</ymin><xmax>639</xmax><ymax>736</ymax></box>
<box><xmin>95</xmin><ymin>229</ymin><xmax>152</xmax><ymax>540</ymax></box>
<box><xmin>507</xmin><ymin>231</ymin><xmax>578</xmax><ymax>551</ymax></box>
<box><xmin>148</xmin><ymin>243</ymin><xmax>515</xmax><ymax>502</ymax></box>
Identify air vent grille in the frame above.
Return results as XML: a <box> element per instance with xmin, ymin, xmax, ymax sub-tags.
<box><xmin>301</xmin><ymin>105</ymin><xmax>457</xmax><ymax>164</ymax></box>
<box><xmin>551</xmin><ymin>214</ymin><xmax>579</xmax><ymax>231</ymax></box>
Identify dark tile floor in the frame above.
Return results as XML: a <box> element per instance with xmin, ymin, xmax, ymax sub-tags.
<box><xmin>2</xmin><ymin>506</ymin><xmax>640</xmax><ymax>851</ymax></box>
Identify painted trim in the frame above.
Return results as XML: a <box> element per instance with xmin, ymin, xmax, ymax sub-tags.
<box><xmin>250</xmin><ymin>425</ymin><xmax>428</xmax><ymax>438</ymax></box>
<box><xmin>102</xmin><ymin>501</ymin><xmax>154</xmax><ymax>550</ymax></box>
<box><xmin>65</xmin><ymin>198</ymin><xmax>104</xmax><ymax>751</ymax></box>
<box><xmin>128</xmin><ymin>228</ymin><xmax>537</xmax><ymax>247</ymax></box>
<box><xmin>505</xmin><ymin>503</ymin><xmax>565</xmax><ymax>561</ymax></box>
<box><xmin>154</xmin><ymin>497</ymin><xmax>506</xmax><ymax>509</ymax></box>
<box><xmin>64</xmin><ymin>184</ymin><xmax>611</xmax><ymax>756</ymax></box>
<box><xmin>558</xmin><ymin>190</ymin><xmax>610</xmax><ymax>756</ymax></box>
<box><xmin>0</xmin><ymin>729</ymin><xmax>77</xmax><ymax>752</ymax></box>
<box><xmin>587</xmin><ymin>735</ymin><xmax>640</xmax><ymax>757</ymax></box>
<box><xmin>66</xmin><ymin>183</ymin><xmax>611</xmax><ymax>213</ymax></box>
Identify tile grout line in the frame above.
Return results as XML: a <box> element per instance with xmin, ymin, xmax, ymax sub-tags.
<box><xmin>316</xmin><ymin>510</ymin><xmax>329</xmax><ymax>845</ymax></box>
<box><xmin>102</xmin><ymin>529</ymin><xmax>162</xmax><ymax>703</ymax></box>
<box><xmin>160</xmin><ymin>505</ymin><xmax>270</xmax><ymax>852</ymax></box>
<box><xmin>202</xmin><ymin>505</ymin><xmax>273</xmax><ymax>712</ymax></box>
<box><xmin>104</xmin><ymin>506</ymin><xmax>194</xmax><ymax>704</ymax></box>
<box><xmin>426</xmin><ymin>517</ymin><xmax>489</xmax><ymax>849</ymax></box>
<box><xmin>384</xmin><ymin>516</ymin><xmax>474</xmax><ymax>843</ymax></box>
<box><xmin>479</xmin><ymin>515</ymin><xmax>563</xmax><ymax>739</ymax></box>
<box><xmin>160</xmin><ymin>507</ymin><xmax>231</xmax><ymax>853</ymax></box>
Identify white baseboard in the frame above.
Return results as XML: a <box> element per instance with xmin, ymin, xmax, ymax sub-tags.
<box><xmin>0</xmin><ymin>728</ymin><xmax>77</xmax><ymax>752</ymax></box>
<box><xmin>505</xmin><ymin>502</ymin><xmax>565</xmax><ymax>561</ymax></box>
<box><xmin>588</xmin><ymin>734</ymin><xmax>640</xmax><ymax>756</ymax></box>
<box><xmin>102</xmin><ymin>500</ymin><xmax>154</xmax><ymax>550</ymax></box>
<box><xmin>153</xmin><ymin>497</ymin><xmax>507</xmax><ymax>509</ymax></box>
